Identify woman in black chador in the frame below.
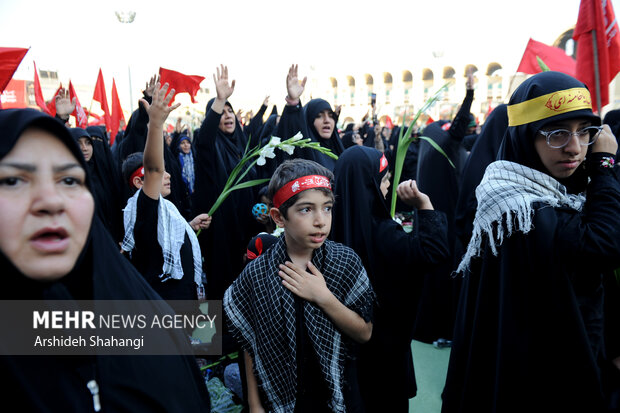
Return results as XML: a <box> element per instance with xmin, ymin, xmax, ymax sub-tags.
<box><xmin>331</xmin><ymin>145</ymin><xmax>449</xmax><ymax>412</ymax></box>
<box><xmin>442</xmin><ymin>71</ymin><xmax>620</xmax><ymax>413</ymax></box>
<box><xmin>0</xmin><ymin>108</ymin><xmax>210</xmax><ymax>411</ymax></box>
<box><xmin>191</xmin><ymin>65</ymin><xmax>261</xmax><ymax>300</ymax></box>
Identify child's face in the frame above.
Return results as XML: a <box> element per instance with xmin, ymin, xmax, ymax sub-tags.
<box><xmin>276</xmin><ymin>189</ymin><xmax>333</xmax><ymax>255</ymax></box>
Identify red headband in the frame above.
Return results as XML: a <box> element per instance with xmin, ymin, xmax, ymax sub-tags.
<box><xmin>273</xmin><ymin>175</ymin><xmax>332</xmax><ymax>208</ymax></box>
<box><xmin>129</xmin><ymin>166</ymin><xmax>145</xmax><ymax>186</ymax></box>
<box><xmin>379</xmin><ymin>154</ymin><xmax>388</xmax><ymax>173</ymax></box>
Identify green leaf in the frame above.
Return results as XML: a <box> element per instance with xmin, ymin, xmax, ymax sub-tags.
<box><xmin>418</xmin><ymin>136</ymin><xmax>455</xmax><ymax>168</ymax></box>
<box><xmin>536</xmin><ymin>56</ymin><xmax>550</xmax><ymax>72</ymax></box>
<box><xmin>389</xmin><ymin>82</ymin><xmax>449</xmax><ymax>217</ymax></box>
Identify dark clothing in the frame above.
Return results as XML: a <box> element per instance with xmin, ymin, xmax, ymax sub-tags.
<box><xmin>332</xmin><ymin>146</ymin><xmax>450</xmax><ymax>411</ymax></box>
<box><xmin>454</xmin><ymin>104</ymin><xmax>508</xmax><ymax>248</ymax></box>
<box><xmin>130</xmin><ymin>190</ymin><xmax>198</xmax><ymax>302</ymax></box>
<box><xmin>442</xmin><ymin>170</ymin><xmax>620</xmax><ymax>412</ymax></box>
<box><xmin>192</xmin><ymin>100</ymin><xmax>261</xmax><ymax>300</ymax></box>
<box><xmin>442</xmin><ymin>71</ymin><xmax>620</xmax><ymax>413</ymax></box>
<box><xmin>412</xmin><ymin>90</ymin><xmax>474</xmax><ymax>343</ymax></box>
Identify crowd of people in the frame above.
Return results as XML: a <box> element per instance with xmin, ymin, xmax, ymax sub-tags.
<box><xmin>1</xmin><ymin>63</ymin><xmax>619</xmax><ymax>412</ymax></box>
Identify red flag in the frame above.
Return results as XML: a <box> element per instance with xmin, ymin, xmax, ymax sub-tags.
<box><xmin>385</xmin><ymin>115</ymin><xmax>394</xmax><ymax>129</ymax></box>
<box><xmin>573</xmin><ymin>0</ymin><xmax>620</xmax><ymax>112</ymax></box>
<box><xmin>33</xmin><ymin>61</ymin><xmax>51</xmax><ymax>115</ymax></box>
<box><xmin>93</xmin><ymin>69</ymin><xmax>112</xmax><ymax>130</ymax></box>
<box><xmin>158</xmin><ymin>67</ymin><xmax>205</xmax><ymax>103</ymax></box>
<box><xmin>110</xmin><ymin>78</ymin><xmax>125</xmax><ymax>145</ymax></box>
<box><xmin>69</xmin><ymin>81</ymin><xmax>88</xmax><ymax>128</ymax></box>
<box><xmin>44</xmin><ymin>84</ymin><xmax>63</xmax><ymax>117</ymax></box>
<box><xmin>516</xmin><ymin>38</ymin><xmax>576</xmax><ymax>76</ymax></box>
<box><xmin>0</xmin><ymin>47</ymin><xmax>29</xmax><ymax>93</ymax></box>
<box><xmin>425</xmin><ymin>116</ymin><xmax>435</xmax><ymax>125</ymax></box>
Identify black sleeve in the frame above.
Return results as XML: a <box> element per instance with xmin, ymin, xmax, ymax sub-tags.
<box><xmin>275</xmin><ymin>102</ymin><xmax>303</xmax><ymax>140</ymax></box>
<box><xmin>245</xmin><ymin>104</ymin><xmax>268</xmax><ymax>147</ymax></box>
<box><xmin>376</xmin><ymin>210</ymin><xmax>450</xmax><ymax>273</ymax></box>
<box><xmin>448</xmin><ymin>89</ymin><xmax>474</xmax><ymax>142</ymax></box>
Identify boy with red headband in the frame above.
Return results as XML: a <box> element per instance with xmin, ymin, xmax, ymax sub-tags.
<box><xmin>224</xmin><ymin>159</ymin><xmax>375</xmax><ymax>413</ymax></box>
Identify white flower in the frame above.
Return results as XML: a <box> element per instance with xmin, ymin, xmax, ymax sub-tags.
<box><xmin>280</xmin><ymin>144</ymin><xmax>295</xmax><ymax>155</ymax></box>
<box><xmin>257</xmin><ymin>155</ymin><xmax>266</xmax><ymax>166</ymax></box>
<box><xmin>266</xmin><ymin>136</ymin><xmax>281</xmax><ymax>147</ymax></box>
<box><xmin>290</xmin><ymin>131</ymin><xmax>304</xmax><ymax>142</ymax></box>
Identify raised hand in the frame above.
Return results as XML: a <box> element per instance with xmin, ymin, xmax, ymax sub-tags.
<box><xmin>592</xmin><ymin>124</ymin><xmax>619</xmax><ymax>154</ymax></box>
<box><xmin>263</xmin><ymin>95</ymin><xmax>270</xmax><ymax>107</ymax></box>
<box><xmin>286</xmin><ymin>64</ymin><xmax>307</xmax><ymax>101</ymax></box>
<box><xmin>144</xmin><ymin>74</ymin><xmax>159</xmax><ymax>97</ymax></box>
<box><xmin>55</xmin><ymin>88</ymin><xmax>76</xmax><ymax>119</ymax></box>
<box><xmin>466</xmin><ymin>67</ymin><xmax>474</xmax><ymax>91</ymax></box>
<box><xmin>140</xmin><ymin>82</ymin><xmax>180</xmax><ymax>128</ymax></box>
<box><xmin>397</xmin><ymin>179</ymin><xmax>434</xmax><ymax>210</ymax></box>
<box><xmin>214</xmin><ymin>64</ymin><xmax>235</xmax><ymax>101</ymax></box>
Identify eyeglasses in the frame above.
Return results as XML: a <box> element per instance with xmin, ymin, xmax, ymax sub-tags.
<box><xmin>538</xmin><ymin>126</ymin><xmax>603</xmax><ymax>149</ymax></box>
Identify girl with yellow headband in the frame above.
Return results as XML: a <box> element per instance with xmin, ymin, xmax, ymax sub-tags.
<box><xmin>442</xmin><ymin>71</ymin><xmax>620</xmax><ymax>412</ymax></box>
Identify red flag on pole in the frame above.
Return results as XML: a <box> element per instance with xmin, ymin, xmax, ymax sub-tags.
<box><xmin>0</xmin><ymin>47</ymin><xmax>29</xmax><ymax>93</ymax></box>
<box><xmin>110</xmin><ymin>78</ymin><xmax>125</xmax><ymax>145</ymax></box>
<box><xmin>33</xmin><ymin>61</ymin><xmax>51</xmax><ymax>115</ymax></box>
<box><xmin>516</xmin><ymin>38</ymin><xmax>576</xmax><ymax>76</ymax></box>
<box><xmin>573</xmin><ymin>0</ymin><xmax>620</xmax><ymax>112</ymax></box>
<box><xmin>69</xmin><ymin>81</ymin><xmax>88</xmax><ymax>128</ymax></box>
<box><xmin>158</xmin><ymin>67</ymin><xmax>205</xmax><ymax>103</ymax></box>
<box><xmin>93</xmin><ymin>69</ymin><xmax>112</xmax><ymax>130</ymax></box>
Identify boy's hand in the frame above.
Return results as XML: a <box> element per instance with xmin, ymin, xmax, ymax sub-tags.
<box><xmin>140</xmin><ymin>82</ymin><xmax>180</xmax><ymax>128</ymax></box>
<box><xmin>397</xmin><ymin>179</ymin><xmax>434</xmax><ymax>210</ymax></box>
<box><xmin>190</xmin><ymin>213</ymin><xmax>212</xmax><ymax>231</ymax></box>
<box><xmin>278</xmin><ymin>261</ymin><xmax>332</xmax><ymax>305</ymax></box>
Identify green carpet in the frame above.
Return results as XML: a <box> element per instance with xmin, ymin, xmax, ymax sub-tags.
<box><xmin>408</xmin><ymin>340</ymin><xmax>451</xmax><ymax>412</ymax></box>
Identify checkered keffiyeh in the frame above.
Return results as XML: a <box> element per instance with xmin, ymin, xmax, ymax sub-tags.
<box><xmin>456</xmin><ymin>160</ymin><xmax>586</xmax><ymax>274</ymax></box>
<box><xmin>224</xmin><ymin>237</ymin><xmax>374</xmax><ymax>413</ymax></box>
<box><xmin>122</xmin><ymin>189</ymin><xmax>203</xmax><ymax>287</ymax></box>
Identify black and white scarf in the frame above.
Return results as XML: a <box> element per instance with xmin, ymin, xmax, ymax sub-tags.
<box><xmin>122</xmin><ymin>189</ymin><xmax>203</xmax><ymax>286</ymax></box>
<box><xmin>224</xmin><ymin>237</ymin><xmax>374</xmax><ymax>413</ymax></box>
<box><xmin>457</xmin><ymin>160</ymin><xmax>586</xmax><ymax>274</ymax></box>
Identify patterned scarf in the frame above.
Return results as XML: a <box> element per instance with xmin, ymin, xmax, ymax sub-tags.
<box><xmin>224</xmin><ymin>237</ymin><xmax>374</xmax><ymax>413</ymax></box>
<box><xmin>179</xmin><ymin>152</ymin><xmax>195</xmax><ymax>194</ymax></box>
<box><xmin>121</xmin><ymin>189</ymin><xmax>203</xmax><ymax>286</ymax></box>
<box><xmin>457</xmin><ymin>160</ymin><xmax>586</xmax><ymax>274</ymax></box>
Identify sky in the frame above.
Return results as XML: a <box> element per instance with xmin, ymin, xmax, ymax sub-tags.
<box><xmin>2</xmin><ymin>0</ymin><xmax>619</xmax><ymax>113</ymax></box>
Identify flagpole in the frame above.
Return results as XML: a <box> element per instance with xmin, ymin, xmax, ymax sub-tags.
<box><xmin>592</xmin><ymin>29</ymin><xmax>603</xmax><ymax>113</ymax></box>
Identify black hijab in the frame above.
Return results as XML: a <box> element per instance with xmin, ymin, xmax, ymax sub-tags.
<box><xmin>300</xmin><ymin>99</ymin><xmax>344</xmax><ymax>169</ymax></box>
<box><xmin>454</xmin><ymin>104</ymin><xmax>508</xmax><ymax>246</ymax></box>
<box><xmin>332</xmin><ymin>145</ymin><xmax>389</xmax><ymax>277</ymax></box>
<box><xmin>0</xmin><ymin>108</ymin><xmax>211</xmax><ymax>411</ymax></box>
<box><xmin>498</xmin><ymin>71</ymin><xmax>601</xmax><ymax>194</ymax></box>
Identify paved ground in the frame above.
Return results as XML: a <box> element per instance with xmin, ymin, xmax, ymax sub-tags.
<box><xmin>409</xmin><ymin>340</ymin><xmax>451</xmax><ymax>412</ymax></box>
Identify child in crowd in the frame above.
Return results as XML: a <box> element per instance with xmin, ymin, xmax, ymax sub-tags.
<box><xmin>121</xmin><ymin>82</ymin><xmax>211</xmax><ymax>313</ymax></box>
<box><xmin>224</xmin><ymin>159</ymin><xmax>375</xmax><ymax>412</ymax></box>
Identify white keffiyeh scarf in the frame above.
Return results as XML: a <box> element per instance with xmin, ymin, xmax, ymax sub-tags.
<box><xmin>122</xmin><ymin>189</ymin><xmax>203</xmax><ymax>286</ymax></box>
<box><xmin>457</xmin><ymin>160</ymin><xmax>586</xmax><ymax>274</ymax></box>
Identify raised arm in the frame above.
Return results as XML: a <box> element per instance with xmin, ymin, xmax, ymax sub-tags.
<box><xmin>139</xmin><ymin>83</ymin><xmax>180</xmax><ymax>199</ymax></box>
<box><xmin>211</xmin><ymin>64</ymin><xmax>235</xmax><ymax>115</ymax></box>
<box><xmin>275</xmin><ymin>64</ymin><xmax>306</xmax><ymax>141</ymax></box>
<box><xmin>448</xmin><ymin>68</ymin><xmax>475</xmax><ymax>141</ymax></box>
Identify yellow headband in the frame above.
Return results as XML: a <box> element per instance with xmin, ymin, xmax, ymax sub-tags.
<box><xmin>507</xmin><ymin>87</ymin><xmax>592</xmax><ymax>127</ymax></box>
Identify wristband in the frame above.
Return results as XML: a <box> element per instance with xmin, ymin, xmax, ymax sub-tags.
<box><xmin>600</xmin><ymin>156</ymin><xmax>615</xmax><ymax>168</ymax></box>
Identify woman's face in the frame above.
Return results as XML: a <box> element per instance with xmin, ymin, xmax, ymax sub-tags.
<box><xmin>218</xmin><ymin>105</ymin><xmax>236</xmax><ymax>134</ymax></box>
<box><xmin>180</xmin><ymin>140</ymin><xmax>191</xmax><ymax>154</ymax></box>
<box><xmin>0</xmin><ymin>127</ymin><xmax>94</xmax><ymax>280</ymax></box>
<box><xmin>78</xmin><ymin>137</ymin><xmax>93</xmax><ymax>162</ymax></box>
<box><xmin>534</xmin><ymin>118</ymin><xmax>590</xmax><ymax>179</ymax></box>
<box><xmin>313</xmin><ymin>110</ymin><xmax>335</xmax><ymax>139</ymax></box>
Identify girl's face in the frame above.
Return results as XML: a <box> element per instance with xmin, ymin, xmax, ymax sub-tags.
<box><xmin>78</xmin><ymin>137</ymin><xmax>93</xmax><ymax>162</ymax></box>
<box><xmin>218</xmin><ymin>105</ymin><xmax>236</xmax><ymax>134</ymax></box>
<box><xmin>313</xmin><ymin>110</ymin><xmax>335</xmax><ymax>139</ymax></box>
<box><xmin>534</xmin><ymin>118</ymin><xmax>590</xmax><ymax>179</ymax></box>
<box><xmin>0</xmin><ymin>127</ymin><xmax>94</xmax><ymax>280</ymax></box>
<box><xmin>180</xmin><ymin>140</ymin><xmax>191</xmax><ymax>154</ymax></box>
